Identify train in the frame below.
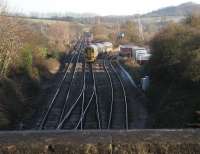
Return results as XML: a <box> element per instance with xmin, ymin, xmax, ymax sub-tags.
<box><xmin>84</xmin><ymin>44</ymin><xmax>98</xmax><ymax>62</ymax></box>
<box><xmin>83</xmin><ymin>32</ymin><xmax>93</xmax><ymax>45</ymax></box>
<box><xmin>84</xmin><ymin>42</ymin><xmax>113</xmax><ymax>62</ymax></box>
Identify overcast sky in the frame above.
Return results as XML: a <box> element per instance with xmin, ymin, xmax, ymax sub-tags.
<box><xmin>6</xmin><ymin>0</ymin><xmax>200</xmax><ymax>16</ymax></box>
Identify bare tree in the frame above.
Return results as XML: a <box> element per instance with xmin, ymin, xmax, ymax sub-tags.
<box><xmin>0</xmin><ymin>15</ymin><xmax>23</xmax><ymax>76</ymax></box>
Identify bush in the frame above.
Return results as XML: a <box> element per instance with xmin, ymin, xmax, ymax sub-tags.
<box><xmin>150</xmin><ymin>20</ymin><xmax>200</xmax><ymax>83</ymax></box>
<box><xmin>0</xmin><ymin>16</ymin><xmax>79</xmax><ymax>129</ymax></box>
<box><xmin>20</xmin><ymin>45</ymin><xmax>33</xmax><ymax>75</ymax></box>
<box><xmin>33</xmin><ymin>47</ymin><xmax>48</xmax><ymax>61</ymax></box>
<box><xmin>0</xmin><ymin>78</ymin><xmax>25</xmax><ymax>129</ymax></box>
<box><xmin>47</xmin><ymin>50</ymin><xmax>63</xmax><ymax>60</ymax></box>
<box><xmin>0</xmin><ymin>112</ymin><xmax>9</xmax><ymax>129</ymax></box>
<box><xmin>147</xmin><ymin>15</ymin><xmax>200</xmax><ymax>128</ymax></box>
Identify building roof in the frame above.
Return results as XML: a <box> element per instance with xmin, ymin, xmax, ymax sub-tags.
<box><xmin>119</xmin><ymin>45</ymin><xmax>145</xmax><ymax>50</ymax></box>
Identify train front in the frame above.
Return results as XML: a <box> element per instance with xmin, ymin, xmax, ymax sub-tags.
<box><xmin>84</xmin><ymin>45</ymin><xmax>98</xmax><ymax>63</ymax></box>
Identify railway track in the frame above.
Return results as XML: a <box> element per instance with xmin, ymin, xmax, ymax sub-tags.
<box><xmin>57</xmin><ymin>62</ymin><xmax>102</xmax><ymax>130</ymax></box>
<box><xmin>92</xmin><ymin>60</ymin><xmax>113</xmax><ymax>129</ymax></box>
<box><xmin>39</xmin><ymin>41</ymin><xmax>84</xmax><ymax>130</ymax></box>
<box><xmin>58</xmin><ymin>57</ymin><xmax>130</xmax><ymax>130</ymax></box>
<box><xmin>112</xmin><ymin>60</ymin><xmax>147</xmax><ymax>128</ymax></box>
<box><xmin>103</xmin><ymin>57</ymin><xmax>129</xmax><ymax>129</ymax></box>
<box><xmin>57</xmin><ymin>62</ymin><xmax>86</xmax><ymax>129</ymax></box>
<box><xmin>39</xmin><ymin>44</ymin><xmax>146</xmax><ymax>130</ymax></box>
<box><xmin>103</xmin><ymin>58</ymin><xmax>114</xmax><ymax>129</ymax></box>
<box><xmin>59</xmin><ymin>47</ymin><xmax>82</xmax><ymax>123</ymax></box>
<box><xmin>72</xmin><ymin>63</ymin><xmax>101</xmax><ymax>130</ymax></box>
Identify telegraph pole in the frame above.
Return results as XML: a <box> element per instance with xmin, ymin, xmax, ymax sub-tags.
<box><xmin>138</xmin><ymin>15</ymin><xmax>144</xmax><ymax>41</ymax></box>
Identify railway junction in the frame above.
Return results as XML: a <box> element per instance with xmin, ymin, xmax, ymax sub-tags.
<box><xmin>38</xmin><ymin>39</ymin><xmax>148</xmax><ymax>130</ymax></box>
<box><xmin>1</xmin><ymin>39</ymin><xmax>200</xmax><ymax>154</ymax></box>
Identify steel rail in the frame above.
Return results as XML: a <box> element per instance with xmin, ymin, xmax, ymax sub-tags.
<box><xmin>109</xmin><ymin>58</ymin><xmax>129</xmax><ymax>130</ymax></box>
<box><xmin>56</xmin><ymin>61</ymin><xmax>86</xmax><ymax>129</ymax></box>
<box><xmin>39</xmin><ymin>41</ymin><xmax>82</xmax><ymax>130</ymax></box>
<box><xmin>91</xmin><ymin>64</ymin><xmax>101</xmax><ymax>129</ymax></box>
<box><xmin>103</xmin><ymin>58</ymin><xmax>114</xmax><ymax>129</ymax></box>
<box><xmin>74</xmin><ymin>63</ymin><xmax>101</xmax><ymax>130</ymax></box>
<box><xmin>58</xmin><ymin>46</ymin><xmax>82</xmax><ymax>124</ymax></box>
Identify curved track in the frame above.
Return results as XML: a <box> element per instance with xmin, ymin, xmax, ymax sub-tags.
<box><xmin>112</xmin><ymin>60</ymin><xmax>147</xmax><ymax>128</ymax></box>
<box><xmin>59</xmin><ymin>46</ymin><xmax>83</xmax><ymax>123</ymax></box>
<box><xmin>57</xmin><ymin>62</ymin><xmax>86</xmax><ymax>129</ymax></box>
<box><xmin>39</xmin><ymin>46</ymin><xmax>146</xmax><ymax>130</ymax></box>
<box><xmin>103</xmin><ymin>57</ymin><xmax>129</xmax><ymax>129</ymax></box>
<box><xmin>39</xmin><ymin>41</ymin><xmax>83</xmax><ymax>130</ymax></box>
<box><xmin>74</xmin><ymin>63</ymin><xmax>101</xmax><ymax>130</ymax></box>
<box><xmin>103</xmin><ymin>59</ymin><xmax>114</xmax><ymax>129</ymax></box>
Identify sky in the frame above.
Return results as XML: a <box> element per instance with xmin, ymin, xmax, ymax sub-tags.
<box><xmin>5</xmin><ymin>0</ymin><xmax>200</xmax><ymax>16</ymax></box>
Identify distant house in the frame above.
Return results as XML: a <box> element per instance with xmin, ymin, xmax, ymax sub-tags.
<box><xmin>119</xmin><ymin>45</ymin><xmax>135</xmax><ymax>58</ymax></box>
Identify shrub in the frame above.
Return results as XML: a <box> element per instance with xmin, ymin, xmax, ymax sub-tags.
<box><xmin>33</xmin><ymin>47</ymin><xmax>48</xmax><ymax>60</ymax></box>
<box><xmin>149</xmin><ymin>20</ymin><xmax>200</xmax><ymax>83</ymax></box>
<box><xmin>147</xmin><ymin>15</ymin><xmax>200</xmax><ymax>128</ymax></box>
<box><xmin>0</xmin><ymin>78</ymin><xmax>25</xmax><ymax>129</ymax></box>
<box><xmin>0</xmin><ymin>112</ymin><xmax>9</xmax><ymax>129</ymax></box>
<box><xmin>20</xmin><ymin>45</ymin><xmax>33</xmax><ymax>75</ymax></box>
<box><xmin>47</xmin><ymin>50</ymin><xmax>62</xmax><ymax>60</ymax></box>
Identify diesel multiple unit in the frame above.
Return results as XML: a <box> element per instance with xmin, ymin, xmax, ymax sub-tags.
<box><xmin>84</xmin><ymin>42</ymin><xmax>113</xmax><ymax>62</ymax></box>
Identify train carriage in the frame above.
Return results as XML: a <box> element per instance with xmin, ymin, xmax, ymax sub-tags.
<box><xmin>96</xmin><ymin>43</ymin><xmax>106</xmax><ymax>53</ymax></box>
<box><xmin>103</xmin><ymin>42</ymin><xmax>113</xmax><ymax>52</ymax></box>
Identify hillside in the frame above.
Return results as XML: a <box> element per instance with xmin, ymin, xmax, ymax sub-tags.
<box><xmin>145</xmin><ymin>2</ymin><xmax>200</xmax><ymax>17</ymax></box>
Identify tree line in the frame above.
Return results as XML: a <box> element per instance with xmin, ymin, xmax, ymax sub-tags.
<box><xmin>147</xmin><ymin>14</ymin><xmax>200</xmax><ymax>128</ymax></box>
<box><xmin>150</xmin><ymin>14</ymin><xmax>200</xmax><ymax>83</ymax></box>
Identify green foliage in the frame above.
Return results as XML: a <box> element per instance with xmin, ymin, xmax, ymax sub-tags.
<box><xmin>47</xmin><ymin>50</ymin><xmax>63</xmax><ymax>60</ymax></box>
<box><xmin>0</xmin><ymin>17</ymin><xmax>73</xmax><ymax>129</ymax></box>
<box><xmin>20</xmin><ymin>45</ymin><xmax>33</xmax><ymax>75</ymax></box>
<box><xmin>36</xmin><ymin>47</ymin><xmax>48</xmax><ymax>59</ymax></box>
